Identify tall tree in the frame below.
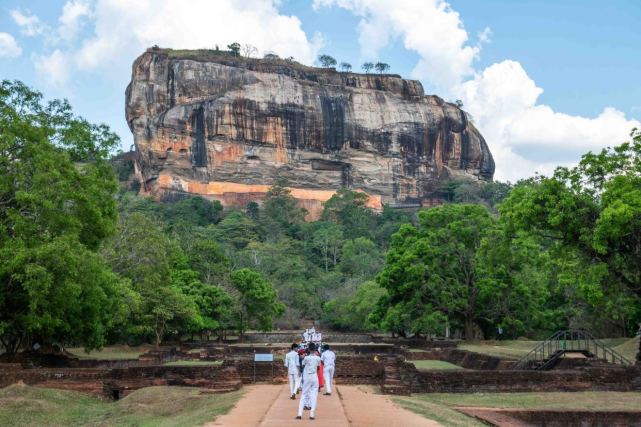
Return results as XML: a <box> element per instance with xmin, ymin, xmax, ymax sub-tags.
<box><xmin>102</xmin><ymin>213</ymin><xmax>197</xmax><ymax>347</ymax></box>
<box><xmin>339</xmin><ymin>62</ymin><xmax>352</xmax><ymax>72</ymax></box>
<box><xmin>227</xmin><ymin>42</ymin><xmax>241</xmax><ymax>56</ymax></box>
<box><xmin>499</xmin><ymin>129</ymin><xmax>641</xmax><ymax>345</ymax></box>
<box><xmin>312</xmin><ymin>223</ymin><xmax>344</xmax><ymax>271</ymax></box>
<box><xmin>375</xmin><ymin>204</ymin><xmax>497</xmax><ymax>338</ymax></box>
<box><xmin>230</xmin><ymin>269</ymin><xmax>284</xmax><ymax>337</ymax></box>
<box><xmin>339</xmin><ymin>237</ymin><xmax>383</xmax><ymax>278</ymax></box>
<box><xmin>261</xmin><ymin>180</ymin><xmax>307</xmax><ymax>239</ymax></box>
<box><xmin>0</xmin><ymin>80</ymin><xmax>124</xmax><ymax>355</ymax></box>
<box><xmin>318</xmin><ymin>54</ymin><xmax>337</xmax><ymax>68</ymax></box>
<box><xmin>322</xmin><ymin>189</ymin><xmax>375</xmax><ymax>239</ymax></box>
<box><xmin>375</xmin><ymin>62</ymin><xmax>390</xmax><ymax>74</ymax></box>
<box><xmin>361</xmin><ymin>62</ymin><xmax>374</xmax><ymax>73</ymax></box>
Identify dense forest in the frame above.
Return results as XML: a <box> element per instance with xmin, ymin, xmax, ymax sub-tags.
<box><xmin>1</xmin><ymin>81</ymin><xmax>640</xmax><ymax>357</ymax></box>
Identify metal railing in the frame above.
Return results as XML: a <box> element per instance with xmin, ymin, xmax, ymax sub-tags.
<box><xmin>512</xmin><ymin>330</ymin><xmax>632</xmax><ymax>370</ymax></box>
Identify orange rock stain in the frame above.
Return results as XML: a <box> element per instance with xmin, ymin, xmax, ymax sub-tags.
<box><xmin>156</xmin><ymin>175</ymin><xmax>382</xmax><ymax>221</ymax></box>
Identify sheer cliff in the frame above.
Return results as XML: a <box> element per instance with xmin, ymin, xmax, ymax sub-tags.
<box><xmin>125</xmin><ymin>49</ymin><xmax>494</xmax><ymax>218</ymax></box>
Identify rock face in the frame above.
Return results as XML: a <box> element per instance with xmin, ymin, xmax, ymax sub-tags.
<box><xmin>126</xmin><ymin>49</ymin><xmax>494</xmax><ymax>218</ymax></box>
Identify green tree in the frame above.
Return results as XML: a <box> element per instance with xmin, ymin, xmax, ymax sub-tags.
<box><xmin>318</xmin><ymin>54</ymin><xmax>337</xmax><ymax>68</ymax></box>
<box><xmin>171</xmin><ymin>263</ymin><xmax>234</xmax><ymax>340</ymax></box>
<box><xmin>261</xmin><ymin>180</ymin><xmax>307</xmax><ymax>239</ymax></box>
<box><xmin>375</xmin><ymin>62</ymin><xmax>390</xmax><ymax>74</ymax></box>
<box><xmin>227</xmin><ymin>42</ymin><xmax>241</xmax><ymax>56</ymax></box>
<box><xmin>102</xmin><ymin>213</ymin><xmax>197</xmax><ymax>347</ymax></box>
<box><xmin>361</xmin><ymin>62</ymin><xmax>374</xmax><ymax>73</ymax></box>
<box><xmin>322</xmin><ymin>189</ymin><xmax>374</xmax><ymax>239</ymax></box>
<box><xmin>499</xmin><ymin>129</ymin><xmax>641</xmax><ymax>345</ymax></box>
<box><xmin>0</xmin><ymin>80</ymin><xmax>123</xmax><ymax>355</ymax></box>
<box><xmin>312</xmin><ymin>222</ymin><xmax>344</xmax><ymax>271</ymax></box>
<box><xmin>230</xmin><ymin>269</ymin><xmax>284</xmax><ymax>337</ymax></box>
<box><xmin>184</xmin><ymin>239</ymin><xmax>230</xmax><ymax>285</ymax></box>
<box><xmin>376</xmin><ymin>204</ymin><xmax>496</xmax><ymax>338</ymax></box>
<box><xmin>339</xmin><ymin>62</ymin><xmax>352</xmax><ymax>72</ymax></box>
<box><xmin>323</xmin><ymin>281</ymin><xmax>386</xmax><ymax>331</ymax></box>
<box><xmin>214</xmin><ymin>211</ymin><xmax>260</xmax><ymax>250</ymax></box>
<box><xmin>339</xmin><ymin>237</ymin><xmax>383</xmax><ymax>278</ymax></box>
<box><xmin>162</xmin><ymin>196</ymin><xmax>223</xmax><ymax>228</ymax></box>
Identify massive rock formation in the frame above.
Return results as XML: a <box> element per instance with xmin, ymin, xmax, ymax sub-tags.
<box><xmin>126</xmin><ymin>48</ymin><xmax>494</xmax><ymax>218</ymax></box>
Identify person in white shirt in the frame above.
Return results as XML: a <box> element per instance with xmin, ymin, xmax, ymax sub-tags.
<box><xmin>296</xmin><ymin>343</ymin><xmax>321</xmax><ymax>420</ymax></box>
<box><xmin>321</xmin><ymin>344</ymin><xmax>336</xmax><ymax>395</ymax></box>
<box><xmin>284</xmin><ymin>343</ymin><xmax>301</xmax><ymax>399</ymax></box>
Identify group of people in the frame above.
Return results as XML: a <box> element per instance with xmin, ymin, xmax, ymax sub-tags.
<box><xmin>284</xmin><ymin>342</ymin><xmax>336</xmax><ymax>420</ymax></box>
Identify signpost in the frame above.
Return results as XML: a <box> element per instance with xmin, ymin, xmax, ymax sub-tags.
<box><xmin>253</xmin><ymin>353</ymin><xmax>274</xmax><ymax>383</ymax></box>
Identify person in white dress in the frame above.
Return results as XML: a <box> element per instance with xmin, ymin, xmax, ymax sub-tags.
<box><xmin>284</xmin><ymin>343</ymin><xmax>300</xmax><ymax>399</ymax></box>
<box><xmin>296</xmin><ymin>343</ymin><xmax>321</xmax><ymax>420</ymax></box>
<box><xmin>321</xmin><ymin>344</ymin><xmax>336</xmax><ymax>395</ymax></box>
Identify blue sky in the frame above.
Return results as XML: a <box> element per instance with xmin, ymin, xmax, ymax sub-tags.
<box><xmin>1</xmin><ymin>0</ymin><xmax>639</xmax><ymax>180</ymax></box>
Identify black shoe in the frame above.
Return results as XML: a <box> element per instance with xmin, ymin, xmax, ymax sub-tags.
<box><xmin>324</xmin><ymin>393</ymin><xmax>331</xmax><ymax>396</ymax></box>
<box><xmin>304</xmin><ymin>406</ymin><xmax>311</xmax><ymax>410</ymax></box>
<box><xmin>310</xmin><ymin>416</ymin><xmax>315</xmax><ymax>420</ymax></box>
<box><xmin>295</xmin><ymin>416</ymin><xmax>302</xmax><ymax>420</ymax></box>
<box><xmin>290</xmin><ymin>394</ymin><xmax>296</xmax><ymax>400</ymax></box>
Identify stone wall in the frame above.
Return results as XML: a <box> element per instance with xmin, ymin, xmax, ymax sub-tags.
<box><xmin>223</xmin><ymin>355</ymin><xmax>385</xmax><ymax>385</ymax></box>
<box><xmin>407</xmin><ymin>365</ymin><xmax>641</xmax><ymax>393</ymax></box>
<box><xmin>459</xmin><ymin>407</ymin><xmax>641</xmax><ymax>427</ymax></box>
<box><xmin>0</xmin><ymin>364</ymin><xmax>242</xmax><ymax>398</ymax></box>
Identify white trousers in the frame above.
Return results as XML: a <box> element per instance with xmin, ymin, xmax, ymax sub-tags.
<box><xmin>323</xmin><ymin>365</ymin><xmax>335</xmax><ymax>394</ymax></box>
<box><xmin>297</xmin><ymin>374</ymin><xmax>319</xmax><ymax>418</ymax></box>
<box><xmin>288</xmin><ymin>372</ymin><xmax>300</xmax><ymax>395</ymax></box>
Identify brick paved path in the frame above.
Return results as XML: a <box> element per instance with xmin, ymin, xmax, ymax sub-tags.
<box><xmin>209</xmin><ymin>384</ymin><xmax>440</xmax><ymax>426</ymax></box>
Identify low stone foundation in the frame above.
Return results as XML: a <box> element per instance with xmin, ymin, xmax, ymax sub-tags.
<box><xmin>406</xmin><ymin>365</ymin><xmax>641</xmax><ymax>393</ymax></box>
<box><xmin>223</xmin><ymin>355</ymin><xmax>385</xmax><ymax>385</ymax></box>
<box><xmin>458</xmin><ymin>407</ymin><xmax>641</xmax><ymax>427</ymax></box>
<box><xmin>0</xmin><ymin>364</ymin><xmax>242</xmax><ymax>398</ymax></box>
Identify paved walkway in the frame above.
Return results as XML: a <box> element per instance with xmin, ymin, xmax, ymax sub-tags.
<box><xmin>208</xmin><ymin>384</ymin><xmax>440</xmax><ymax>426</ymax></box>
<box><xmin>340</xmin><ymin>385</ymin><xmax>440</xmax><ymax>427</ymax></box>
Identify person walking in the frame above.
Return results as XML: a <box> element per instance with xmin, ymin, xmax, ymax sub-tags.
<box><xmin>321</xmin><ymin>344</ymin><xmax>336</xmax><ymax>395</ymax></box>
<box><xmin>296</xmin><ymin>343</ymin><xmax>321</xmax><ymax>420</ymax></box>
<box><xmin>285</xmin><ymin>343</ymin><xmax>300</xmax><ymax>399</ymax></box>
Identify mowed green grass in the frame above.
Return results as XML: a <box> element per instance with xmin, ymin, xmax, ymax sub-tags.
<box><xmin>0</xmin><ymin>384</ymin><xmax>243</xmax><ymax>427</ymax></box>
<box><xmin>394</xmin><ymin>392</ymin><xmax>641</xmax><ymax>427</ymax></box>
<box><xmin>411</xmin><ymin>360</ymin><xmax>464</xmax><ymax>370</ymax></box>
<box><xmin>458</xmin><ymin>337</ymin><xmax>633</xmax><ymax>360</ymax></box>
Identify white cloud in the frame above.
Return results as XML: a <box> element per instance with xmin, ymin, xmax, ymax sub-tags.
<box><xmin>11</xmin><ymin>9</ymin><xmax>47</xmax><ymax>37</ymax></box>
<box><xmin>35</xmin><ymin>50</ymin><xmax>70</xmax><ymax>87</ymax></box>
<box><xmin>58</xmin><ymin>0</ymin><xmax>91</xmax><ymax>43</ymax></box>
<box><xmin>0</xmin><ymin>33</ymin><xmax>22</xmax><ymax>58</ymax></box>
<box><xmin>457</xmin><ymin>60</ymin><xmax>640</xmax><ymax>181</ymax></box>
<box><xmin>315</xmin><ymin>0</ymin><xmax>641</xmax><ymax>181</ymax></box>
<box><xmin>72</xmin><ymin>0</ymin><xmax>321</xmax><ymax>72</ymax></box>
<box><xmin>314</xmin><ymin>0</ymin><xmax>478</xmax><ymax>92</ymax></box>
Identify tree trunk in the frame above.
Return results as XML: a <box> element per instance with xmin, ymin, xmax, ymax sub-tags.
<box><xmin>464</xmin><ymin>317</ymin><xmax>474</xmax><ymax>341</ymax></box>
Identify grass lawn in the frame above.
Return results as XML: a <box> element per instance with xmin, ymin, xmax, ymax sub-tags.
<box><xmin>0</xmin><ymin>384</ymin><xmax>243</xmax><ymax>427</ymax></box>
<box><xmin>163</xmin><ymin>360</ymin><xmax>222</xmax><ymax>367</ymax></box>
<box><xmin>66</xmin><ymin>345</ymin><xmax>152</xmax><ymax>360</ymax></box>
<box><xmin>613</xmin><ymin>336</ymin><xmax>639</xmax><ymax>362</ymax></box>
<box><xmin>411</xmin><ymin>360</ymin><xmax>464</xmax><ymax>370</ymax></box>
<box><xmin>394</xmin><ymin>392</ymin><xmax>641</xmax><ymax>427</ymax></box>
<box><xmin>458</xmin><ymin>337</ymin><xmax>633</xmax><ymax>360</ymax></box>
